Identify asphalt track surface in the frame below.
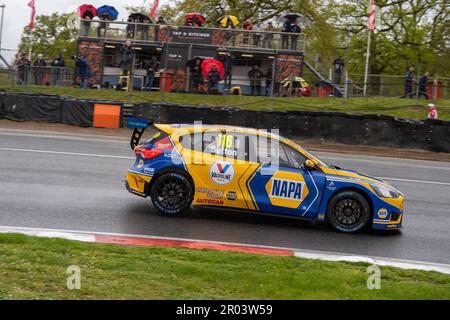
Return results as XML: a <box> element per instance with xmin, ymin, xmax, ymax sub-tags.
<box><xmin>0</xmin><ymin>128</ymin><xmax>449</xmax><ymax>264</ymax></box>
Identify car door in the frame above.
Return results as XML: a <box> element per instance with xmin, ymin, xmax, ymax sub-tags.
<box><xmin>179</xmin><ymin>131</ymin><xmax>260</xmax><ymax>210</ymax></box>
<box><xmin>247</xmin><ymin>139</ymin><xmax>326</xmax><ymax>218</ymax></box>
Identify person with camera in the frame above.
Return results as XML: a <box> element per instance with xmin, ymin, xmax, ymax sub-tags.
<box><xmin>74</xmin><ymin>54</ymin><xmax>90</xmax><ymax>89</ymax></box>
<box><xmin>121</xmin><ymin>41</ymin><xmax>134</xmax><ymax>75</ymax></box>
<box><xmin>16</xmin><ymin>52</ymin><xmax>30</xmax><ymax>85</ymax></box>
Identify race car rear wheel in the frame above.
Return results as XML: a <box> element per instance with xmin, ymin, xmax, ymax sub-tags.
<box><xmin>150</xmin><ymin>172</ymin><xmax>193</xmax><ymax>216</ymax></box>
<box><xmin>326</xmin><ymin>191</ymin><xmax>371</xmax><ymax>233</ymax></box>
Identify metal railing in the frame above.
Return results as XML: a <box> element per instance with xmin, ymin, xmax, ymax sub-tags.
<box><xmin>2</xmin><ymin>64</ymin><xmax>448</xmax><ymax>100</ymax></box>
<box><xmin>14</xmin><ymin>66</ymin><xmax>74</xmax><ymax>86</ymax></box>
<box><xmin>78</xmin><ymin>19</ymin><xmax>307</xmax><ymax>53</ymax></box>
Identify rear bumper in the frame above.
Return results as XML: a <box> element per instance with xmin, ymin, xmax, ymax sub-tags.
<box><xmin>125</xmin><ymin>171</ymin><xmax>152</xmax><ymax>198</ymax></box>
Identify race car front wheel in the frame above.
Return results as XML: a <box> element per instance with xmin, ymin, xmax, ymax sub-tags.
<box><xmin>326</xmin><ymin>191</ymin><xmax>371</xmax><ymax>233</ymax></box>
<box><xmin>150</xmin><ymin>172</ymin><xmax>193</xmax><ymax>216</ymax></box>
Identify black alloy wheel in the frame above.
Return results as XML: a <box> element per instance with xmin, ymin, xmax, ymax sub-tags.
<box><xmin>326</xmin><ymin>191</ymin><xmax>371</xmax><ymax>233</ymax></box>
<box><xmin>150</xmin><ymin>173</ymin><xmax>193</xmax><ymax>215</ymax></box>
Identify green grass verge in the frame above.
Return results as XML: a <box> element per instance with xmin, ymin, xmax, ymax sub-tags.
<box><xmin>4</xmin><ymin>85</ymin><xmax>450</xmax><ymax>121</ymax></box>
<box><xmin>0</xmin><ymin>233</ymin><xmax>449</xmax><ymax>300</ymax></box>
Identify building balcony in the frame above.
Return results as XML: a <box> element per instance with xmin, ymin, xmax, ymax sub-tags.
<box><xmin>78</xmin><ymin>19</ymin><xmax>306</xmax><ymax>54</ymax></box>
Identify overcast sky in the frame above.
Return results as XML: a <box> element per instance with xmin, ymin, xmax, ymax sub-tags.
<box><xmin>0</xmin><ymin>0</ymin><xmax>169</xmax><ymax>63</ymax></box>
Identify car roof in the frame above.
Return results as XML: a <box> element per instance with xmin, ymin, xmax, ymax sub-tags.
<box><xmin>155</xmin><ymin>124</ymin><xmax>284</xmax><ymax>140</ymax></box>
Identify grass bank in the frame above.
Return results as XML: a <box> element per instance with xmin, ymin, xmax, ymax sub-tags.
<box><xmin>0</xmin><ymin>233</ymin><xmax>449</xmax><ymax>299</ymax></box>
<box><xmin>4</xmin><ymin>85</ymin><xmax>450</xmax><ymax>121</ymax></box>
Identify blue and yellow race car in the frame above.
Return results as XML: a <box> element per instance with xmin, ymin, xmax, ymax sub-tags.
<box><xmin>125</xmin><ymin>120</ymin><xmax>404</xmax><ymax>233</ymax></box>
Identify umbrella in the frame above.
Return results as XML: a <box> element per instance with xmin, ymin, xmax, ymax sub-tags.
<box><xmin>77</xmin><ymin>4</ymin><xmax>97</xmax><ymax>19</ymax></box>
<box><xmin>184</xmin><ymin>13</ymin><xmax>206</xmax><ymax>24</ymax></box>
<box><xmin>129</xmin><ymin>13</ymin><xmax>152</xmax><ymax>23</ymax></box>
<box><xmin>186</xmin><ymin>56</ymin><xmax>204</xmax><ymax>68</ymax></box>
<box><xmin>97</xmin><ymin>5</ymin><xmax>118</xmax><ymax>21</ymax></box>
<box><xmin>201</xmin><ymin>59</ymin><xmax>224</xmax><ymax>79</ymax></box>
<box><xmin>217</xmin><ymin>15</ymin><xmax>240</xmax><ymax>27</ymax></box>
<box><xmin>281</xmin><ymin>13</ymin><xmax>304</xmax><ymax>23</ymax></box>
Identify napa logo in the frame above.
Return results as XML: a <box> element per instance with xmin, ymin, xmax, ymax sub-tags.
<box><xmin>270</xmin><ymin>179</ymin><xmax>303</xmax><ymax>201</ymax></box>
<box><xmin>210</xmin><ymin>161</ymin><xmax>235</xmax><ymax>185</ymax></box>
<box><xmin>377</xmin><ymin>208</ymin><xmax>388</xmax><ymax>219</ymax></box>
<box><xmin>264</xmin><ymin>171</ymin><xmax>309</xmax><ymax>209</ymax></box>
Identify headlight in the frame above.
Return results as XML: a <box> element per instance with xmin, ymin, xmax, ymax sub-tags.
<box><xmin>370</xmin><ymin>184</ymin><xmax>401</xmax><ymax>198</ymax></box>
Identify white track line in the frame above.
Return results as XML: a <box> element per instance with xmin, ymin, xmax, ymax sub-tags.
<box><xmin>1</xmin><ymin>147</ymin><xmax>449</xmax><ymax>186</ymax></box>
<box><xmin>379</xmin><ymin>177</ymin><xmax>450</xmax><ymax>186</ymax></box>
<box><xmin>0</xmin><ymin>225</ymin><xmax>449</xmax><ymax>275</ymax></box>
<box><xmin>319</xmin><ymin>154</ymin><xmax>450</xmax><ymax>171</ymax></box>
<box><xmin>0</xmin><ymin>147</ymin><xmax>134</xmax><ymax>160</ymax></box>
<box><xmin>0</xmin><ymin>131</ymin><xmax>128</xmax><ymax>144</ymax></box>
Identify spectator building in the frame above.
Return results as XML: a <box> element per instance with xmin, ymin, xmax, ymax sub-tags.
<box><xmin>76</xmin><ymin>17</ymin><xmax>307</xmax><ymax>94</ymax></box>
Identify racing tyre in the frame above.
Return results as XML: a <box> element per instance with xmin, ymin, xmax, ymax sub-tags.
<box><xmin>326</xmin><ymin>191</ymin><xmax>371</xmax><ymax>233</ymax></box>
<box><xmin>150</xmin><ymin>172</ymin><xmax>193</xmax><ymax>216</ymax></box>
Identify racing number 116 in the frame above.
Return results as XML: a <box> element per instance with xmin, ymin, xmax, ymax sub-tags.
<box><xmin>217</xmin><ymin>134</ymin><xmax>234</xmax><ymax>149</ymax></box>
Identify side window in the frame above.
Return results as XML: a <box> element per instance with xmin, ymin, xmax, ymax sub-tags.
<box><xmin>203</xmin><ymin>131</ymin><xmax>248</xmax><ymax>161</ymax></box>
<box><xmin>256</xmin><ymin>138</ymin><xmax>306</xmax><ymax>169</ymax></box>
<box><xmin>179</xmin><ymin>133</ymin><xmax>202</xmax><ymax>152</ymax></box>
<box><xmin>256</xmin><ymin>137</ymin><xmax>280</xmax><ymax>165</ymax></box>
<box><xmin>280</xmin><ymin>144</ymin><xmax>306</xmax><ymax>169</ymax></box>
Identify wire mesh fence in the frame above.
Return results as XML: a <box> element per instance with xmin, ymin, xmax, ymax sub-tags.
<box><xmin>1</xmin><ymin>64</ymin><xmax>448</xmax><ymax>102</ymax></box>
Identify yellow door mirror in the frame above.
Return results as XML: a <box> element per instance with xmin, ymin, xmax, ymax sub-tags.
<box><xmin>305</xmin><ymin>159</ymin><xmax>315</xmax><ymax>169</ymax></box>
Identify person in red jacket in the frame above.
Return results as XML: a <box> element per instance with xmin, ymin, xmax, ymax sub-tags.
<box><xmin>242</xmin><ymin>19</ymin><xmax>253</xmax><ymax>45</ymax></box>
<box><xmin>427</xmin><ymin>103</ymin><xmax>438</xmax><ymax>120</ymax></box>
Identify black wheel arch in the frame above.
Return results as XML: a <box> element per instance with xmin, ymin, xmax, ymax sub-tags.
<box><xmin>147</xmin><ymin>167</ymin><xmax>195</xmax><ymax>197</ymax></box>
<box><xmin>326</xmin><ymin>186</ymin><xmax>374</xmax><ymax>219</ymax></box>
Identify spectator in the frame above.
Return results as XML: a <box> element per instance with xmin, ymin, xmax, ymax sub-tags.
<box><xmin>248</xmin><ymin>65</ymin><xmax>263</xmax><ymax>96</ymax></box>
<box><xmin>263</xmin><ymin>22</ymin><xmax>275</xmax><ymax>48</ymax></box>
<box><xmin>243</xmin><ymin>20</ymin><xmax>253</xmax><ymax>45</ymax></box>
<box><xmin>290</xmin><ymin>21</ymin><xmax>301</xmax><ymax>51</ymax></box>
<box><xmin>127</xmin><ymin>17</ymin><xmax>135</xmax><ymax>38</ymax></box>
<box><xmin>253</xmin><ymin>22</ymin><xmax>263</xmax><ymax>47</ymax></box>
<box><xmin>50</xmin><ymin>53</ymin><xmax>66</xmax><ymax>86</ymax></box>
<box><xmin>156</xmin><ymin>16</ymin><xmax>167</xmax><ymax>24</ymax></box>
<box><xmin>427</xmin><ymin>103</ymin><xmax>438</xmax><ymax>119</ymax></box>
<box><xmin>97</xmin><ymin>13</ymin><xmax>109</xmax><ymax>38</ymax></box>
<box><xmin>144</xmin><ymin>56</ymin><xmax>160</xmax><ymax>92</ymax></box>
<box><xmin>190</xmin><ymin>59</ymin><xmax>203</xmax><ymax>93</ymax></box>
<box><xmin>193</xmin><ymin>16</ymin><xmax>203</xmax><ymax>27</ymax></box>
<box><xmin>265</xmin><ymin>67</ymin><xmax>273</xmax><ymax>96</ymax></box>
<box><xmin>403</xmin><ymin>66</ymin><xmax>415</xmax><ymax>98</ymax></box>
<box><xmin>217</xmin><ymin>47</ymin><xmax>235</xmax><ymax>91</ymax></box>
<box><xmin>418</xmin><ymin>71</ymin><xmax>429</xmax><ymax>100</ymax></box>
<box><xmin>75</xmin><ymin>54</ymin><xmax>90</xmax><ymax>89</ymax></box>
<box><xmin>16</xmin><ymin>52</ymin><xmax>30</xmax><ymax>85</ymax></box>
<box><xmin>207</xmin><ymin>66</ymin><xmax>221</xmax><ymax>94</ymax></box>
<box><xmin>81</xmin><ymin>14</ymin><xmax>92</xmax><ymax>37</ymax></box>
<box><xmin>281</xmin><ymin>20</ymin><xmax>291</xmax><ymax>49</ymax></box>
<box><xmin>140</xmin><ymin>17</ymin><xmax>150</xmax><ymax>41</ymax></box>
<box><xmin>333</xmin><ymin>56</ymin><xmax>345</xmax><ymax>84</ymax></box>
<box><xmin>120</xmin><ymin>41</ymin><xmax>134</xmax><ymax>75</ymax></box>
<box><xmin>155</xmin><ymin>16</ymin><xmax>167</xmax><ymax>41</ymax></box>
<box><xmin>33</xmin><ymin>54</ymin><xmax>47</xmax><ymax>85</ymax></box>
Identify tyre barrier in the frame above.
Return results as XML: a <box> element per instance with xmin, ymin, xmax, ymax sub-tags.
<box><xmin>141</xmin><ymin>103</ymin><xmax>450</xmax><ymax>153</ymax></box>
<box><xmin>1</xmin><ymin>93</ymin><xmax>449</xmax><ymax>153</ymax></box>
<box><xmin>0</xmin><ymin>93</ymin><xmax>123</xmax><ymax>128</ymax></box>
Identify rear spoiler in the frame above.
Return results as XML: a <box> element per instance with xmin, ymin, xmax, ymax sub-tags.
<box><xmin>127</xmin><ymin>118</ymin><xmax>154</xmax><ymax>150</ymax></box>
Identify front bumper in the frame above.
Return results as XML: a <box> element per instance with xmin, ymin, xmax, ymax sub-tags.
<box><xmin>372</xmin><ymin>196</ymin><xmax>404</xmax><ymax>230</ymax></box>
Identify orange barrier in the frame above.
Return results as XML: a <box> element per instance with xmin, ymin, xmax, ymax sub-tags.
<box><xmin>93</xmin><ymin>104</ymin><xmax>122</xmax><ymax>128</ymax></box>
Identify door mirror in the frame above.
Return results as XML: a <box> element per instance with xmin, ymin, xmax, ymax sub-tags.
<box><xmin>304</xmin><ymin>159</ymin><xmax>315</xmax><ymax>170</ymax></box>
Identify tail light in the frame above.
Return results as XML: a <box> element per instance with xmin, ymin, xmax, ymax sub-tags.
<box><xmin>135</xmin><ymin>147</ymin><xmax>164</xmax><ymax>159</ymax></box>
